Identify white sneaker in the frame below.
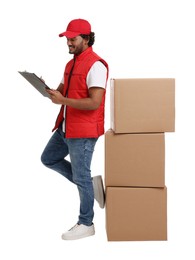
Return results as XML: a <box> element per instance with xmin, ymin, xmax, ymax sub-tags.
<box><xmin>92</xmin><ymin>175</ymin><xmax>105</xmax><ymax>208</ymax></box>
<box><xmin>61</xmin><ymin>223</ymin><xmax>95</xmax><ymax>240</ymax></box>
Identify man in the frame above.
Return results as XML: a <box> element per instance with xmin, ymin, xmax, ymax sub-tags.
<box><xmin>41</xmin><ymin>18</ymin><xmax>109</xmax><ymax>240</ymax></box>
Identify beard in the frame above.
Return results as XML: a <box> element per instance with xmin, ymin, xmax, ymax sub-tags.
<box><xmin>68</xmin><ymin>42</ymin><xmax>85</xmax><ymax>55</ymax></box>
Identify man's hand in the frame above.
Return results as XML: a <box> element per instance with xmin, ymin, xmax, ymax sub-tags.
<box><xmin>46</xmin><ymin>89</ymin><xmax>65</xmax><ymax>104</ymax></box>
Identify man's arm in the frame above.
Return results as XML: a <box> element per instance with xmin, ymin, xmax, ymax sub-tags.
<box><xmin>46</xmin><ymin>87</ymin><xmax>105</xmax><ymax>110</ymax></box>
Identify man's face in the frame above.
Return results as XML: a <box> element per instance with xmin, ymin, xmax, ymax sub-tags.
<box><xmin>66</xmin><ymin>36</ymin><xmax>88</xmax><ymax>55</ymax></box>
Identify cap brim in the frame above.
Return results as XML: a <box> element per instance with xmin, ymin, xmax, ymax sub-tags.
<box><xmin>59</xmin><ymin>31</ymin><xmax>80</xmax><ymax>38</ymax></box>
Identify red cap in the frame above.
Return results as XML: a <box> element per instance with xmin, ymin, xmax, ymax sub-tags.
<box><xmin>59</xmin><ymin>19</ymin><xmax>91</xmax><ymax>38</ymax></box>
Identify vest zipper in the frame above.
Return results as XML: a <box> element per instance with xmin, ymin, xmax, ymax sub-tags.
<box><xmin>65</xmin><ymin>57</ymin><xmax>76</xmax><ymax>137</ymax></box>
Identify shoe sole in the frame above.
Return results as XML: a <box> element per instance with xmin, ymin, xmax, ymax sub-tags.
<box><xmin>93</xmin><ymin>176</ymin><xmax>105</xmax><ymax>208</ymax></box>
<box><xmin>61</xmin><ymin>230</ymin><xmax>95</xmax><ymax>240</ymax></box>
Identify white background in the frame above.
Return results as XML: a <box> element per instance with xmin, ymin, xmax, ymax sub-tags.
<box><xmin>0</xmin><ymin>0</ymin><xmax>194</xmax><ymax>259</ymax></box>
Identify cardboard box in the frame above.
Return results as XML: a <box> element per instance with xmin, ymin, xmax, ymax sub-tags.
<box><xmin>105</xmin><ymin>130</ymin><xmax>165</xmax><ymax>187</ymax></box>
<box><xmin>106</xmin><ymin>187</ymin><xmax>167</xmax><ymax>241</ymax></box>
<box><xmin>110</xmin><ymin>78</ymin><xmax>175</xmax><ymax>133</ymax></box>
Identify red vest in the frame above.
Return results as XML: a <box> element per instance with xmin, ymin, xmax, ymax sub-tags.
<box><xmin>52</xmin><ymin>47</ymin><xmax>109</xmax><ymax>138</ymax></box>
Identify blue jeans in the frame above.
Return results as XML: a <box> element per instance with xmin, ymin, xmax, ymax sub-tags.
<box><xmin>41</xmin><ymin>127</ymin><xmax>98</xmax><ymax>226</ymax></box>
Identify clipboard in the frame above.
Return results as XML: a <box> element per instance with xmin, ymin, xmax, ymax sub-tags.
<box><xmin>18</xmin><ymin>71</ymin><xmax>51</xmax><ymax>98</ymax></box>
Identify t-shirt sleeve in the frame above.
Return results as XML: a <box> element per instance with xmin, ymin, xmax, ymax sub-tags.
<box><xmin>86</xmin><ymin>61</ymin><xmax>107</xmax><ymax>89</ymax></box>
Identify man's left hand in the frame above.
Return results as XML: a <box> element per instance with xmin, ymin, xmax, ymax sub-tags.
<box><xmin>46</xmin><ymin>89</ymin><xmax>65</xmax><ymax>104</ymax></box>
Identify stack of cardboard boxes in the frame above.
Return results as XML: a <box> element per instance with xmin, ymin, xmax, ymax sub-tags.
<box><xmin>105</xmin><ymin>78</ymin><xmax>175</xmax><ymax>241</ymax></box>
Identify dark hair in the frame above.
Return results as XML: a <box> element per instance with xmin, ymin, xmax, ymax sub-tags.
<box><xmin>80</xmin><ymin>32</ymin><xmax>95</xmax><ymax>46</ymax></box>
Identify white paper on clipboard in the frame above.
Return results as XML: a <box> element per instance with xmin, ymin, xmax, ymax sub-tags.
<box><xmin>18</xmin><ymin>71</ymin><xmax>51</xmax><ymax>98</ymax></box>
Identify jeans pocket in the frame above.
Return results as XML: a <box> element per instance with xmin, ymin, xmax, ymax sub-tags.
<box><xmin>84</xmin><ymin>138</ymin><xmax>98</xmax><ymax>152</ymax></box>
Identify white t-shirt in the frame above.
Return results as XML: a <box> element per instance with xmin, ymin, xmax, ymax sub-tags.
<box><xmin>61</xmin><ymin>61</ymin><xmax>107</xmax><ymax>132</ymax></box>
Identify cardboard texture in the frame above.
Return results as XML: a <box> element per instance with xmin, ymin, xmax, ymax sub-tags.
<box><xmin>105</xmin><ymin>130</ymin><xmax>165</xmax><ymax>187</ymax></box>
<box><xmin>110</xmin><ymin>78</ymin><xmax>175</xmax><ymax>133</ymax></box>
<box><xmin>106</xmin><ymin>186</ymin><xmax>167</xmax><ymax>241</ymax></box>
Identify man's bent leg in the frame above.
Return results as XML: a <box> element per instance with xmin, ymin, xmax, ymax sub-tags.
<box><xmin>41</xmin><ymin>128</ymin><xmax>73</xmax><ymax>183</ymax></box>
